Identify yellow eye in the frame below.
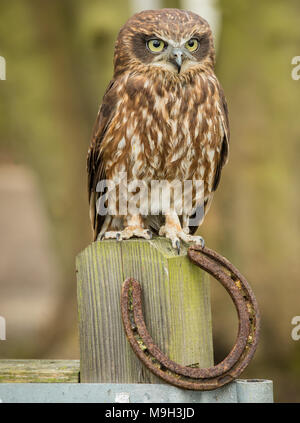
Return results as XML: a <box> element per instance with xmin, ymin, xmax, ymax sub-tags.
<box><xmin>185</xmin><ymin>38</ymin><xmax>199</xmax><ymax>52</ymax></box>
<box><xmin>147</xmin><ymin>39</ymin><xmax>166</xmax><ymax>53</ymax></box>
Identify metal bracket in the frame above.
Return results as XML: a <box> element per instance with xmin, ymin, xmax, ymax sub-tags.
<box><xmin>121</xmin><ymin>245</ymin><xmax>260</xmax><ymax>390</ymax></box>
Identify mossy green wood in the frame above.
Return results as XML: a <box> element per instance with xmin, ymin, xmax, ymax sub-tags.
<box><xmin>0</xmin><ymin>360</ymin><xmax>79</xmax><ymax>383</ymax></box>
<box><xmin>76</xmin><ymin>238</ymin><xmax>213</xmax><ymax>383</ymax></box>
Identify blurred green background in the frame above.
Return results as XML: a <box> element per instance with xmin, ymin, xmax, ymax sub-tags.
<box><xmin>0</xmin><ymin>0</ymin><xmax>299</xmax><ymax>402</ymax></box>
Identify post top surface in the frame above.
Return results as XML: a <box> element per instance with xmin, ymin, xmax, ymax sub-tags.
<box><xmin>77</xmin><ymin>237</ymin><xmax>191</xmax><ymax>261</ymax></box>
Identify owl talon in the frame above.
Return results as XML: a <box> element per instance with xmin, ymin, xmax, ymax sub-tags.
<box><xmin>181</xmin><ymin>234</ymin><xmax>205</xmax><ymax>248</ymax></box>
<box><xmin>102</xmin><ymin>231</ymin><xmax>122</xmax><ymax>240</ymax></box>
<box><xmin>159</xmin><ymin>222</ymin><xmax>205</xmax><ymax>251</ymax></box>
<box><xmin>147</xmin><ymin>230</ymin><xmax>153</xmax><ymax>239</ymax></box>
<box><xmin>199</xmin><ymin>236</ymin><xmax>205</xmax><ymax>248</ymax></box>
<box><xmin>102</xmin><ymin>227</ymin><xmax>152</xmax><ymax>241</ymax></box>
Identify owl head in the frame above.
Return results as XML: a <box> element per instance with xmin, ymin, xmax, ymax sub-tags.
<box><xmin>114</xmin><ymin>8</ymin><xmax>215</xmax><ymax>77</ymax></box>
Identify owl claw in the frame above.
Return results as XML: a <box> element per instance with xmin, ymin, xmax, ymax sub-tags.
<box><xmin>175</xmin><ymin>240</ymin><xmax>181</xmax><ymax>255</ymax></box>
<box><xmin>199</xmin><ymin>236</ymin><xmax>205</xmax><ymax>248</ymax></box>
<box><xmin>159</xmin><ymin>224</ymin><xmax>205</xmax><ymax>251</ymax></box>
<box><xmin>102</xmin><ymin>228</ymin><xmax>152</xmax><ymax>241</ymax></box>
<box><xmin>181</xmin><ymin>234</ymin><xmax>205</xmax><ymax>248</ymax></box>
<box><xmin>147</xmin><ymin>230</ymin><xmax>153</xmax><ymax>239</ymax></box>
<box><xmin>97</xmin><ymin>233</ymin><xmax>104</xmax><ymax>241</ymax></box>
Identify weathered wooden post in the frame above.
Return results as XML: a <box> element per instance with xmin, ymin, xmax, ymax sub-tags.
<box><xmin>0</xmin><ymin>237</ymin><xmax>273</xmax><ymax>402</ymax></box>
<box><xmin>76</xmin><ymin>238</ymin><xmax>213</xmax><ymax>383</ymax></box>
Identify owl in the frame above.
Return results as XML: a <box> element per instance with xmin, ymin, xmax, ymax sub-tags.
<box><xmin>87</xmin><ymin>8</ymin><xmax>229</xmax><ymax>252</ymax></box>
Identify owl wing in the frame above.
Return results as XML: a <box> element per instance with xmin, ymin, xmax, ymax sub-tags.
<box><xmin>87</xmin><ymin>80</ymin><xmax>118</xmax><ymax>240</ymax></box>
<box><xmin>212</xmin><ymin>87</ymin><xmax>230</xmax><ymax>191</ymax></box>
<box><xmin>189</xmin><ymin>87</ymin><xmax>230</xmax><ymax>234</ymax></box>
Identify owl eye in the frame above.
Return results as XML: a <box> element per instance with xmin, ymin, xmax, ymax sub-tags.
<box><xmin>185</xmin><ymin>38</ymin><xmax>199</xmax><ymax>52</ymax></box>
<box><xmin>147</xmin><ymin>39</ymin><xmax>166</xmax><ymax>53</ymax></box>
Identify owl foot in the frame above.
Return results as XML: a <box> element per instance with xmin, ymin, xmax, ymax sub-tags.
<box><xmin>159</xmin><ymin>225</ymin><xmax>205</xmax><ymax>254</ymax></box>
<box><xmin>102</xmin><ymin>227</ymin><xmax>152</xmax><ymax>241</ymax></box>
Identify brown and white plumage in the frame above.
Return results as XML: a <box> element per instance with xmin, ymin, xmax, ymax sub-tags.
<box><xmin>87</xmin><ymin>8</ymin><xmax>229</xmax><ymax>250</ymax></box>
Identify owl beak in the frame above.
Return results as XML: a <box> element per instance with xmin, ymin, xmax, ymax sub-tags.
<box><xmin>170</xmin><ymin>48</ymin><xmax>183</xmax><ymax>73</ymax></box>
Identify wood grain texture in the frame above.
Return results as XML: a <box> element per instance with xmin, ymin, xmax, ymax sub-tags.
<box><xmin>76</xmin><ymin>238</ymin><xmax>213</xmax><ymax>383</ymax></box>
<box><xmin>0</xmin><ymin>360</ymin><xmax>79</xmax><ymax>383</ymax></box>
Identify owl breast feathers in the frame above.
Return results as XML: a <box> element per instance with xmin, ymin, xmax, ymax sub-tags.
<box><xmin>87</xmin><ymin>8</ymin><xmax>229</xmax><ymax>251</ymax></box>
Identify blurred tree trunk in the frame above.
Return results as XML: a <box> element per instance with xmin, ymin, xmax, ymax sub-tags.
<box><xmin>131</xmin><ymin>0</ymin><xmax>162</xmax><ymax>13</ymax></box>
<box><xmin>0</xmin><ymin>0</ymin><xmax>131</xmax><ymax>357</ymax></box>
<box><xmin>164</xmin><ymin>0</ymin><xmax>181</xmax><ymax>9</ymax></box>
<box><xmin>29</xmin><ymin>0</ymin><xmax>132</xmax><ymax>356</ymax></box>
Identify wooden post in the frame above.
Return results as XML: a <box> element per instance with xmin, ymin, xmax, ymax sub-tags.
<box><xmin>0</xmin><ymin>360</ymin><xmax>80</xmax><ymax>383</ymax></box>
<box><xmin>76</xmin><ymin>238</ymin><xmax>213</xmax><ymax>383</ymax></box>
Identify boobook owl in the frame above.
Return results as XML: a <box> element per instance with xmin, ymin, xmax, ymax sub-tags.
<box><xmin>87</xmin><ymin>8</ymin><xmax>229</xmax><ymax>251</ymax></box>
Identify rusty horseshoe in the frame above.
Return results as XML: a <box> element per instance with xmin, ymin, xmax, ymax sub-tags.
<box><xmin>121</xmin><ymin>244</ymin><xmax>260</xmax><ymax>390</ymax></box>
